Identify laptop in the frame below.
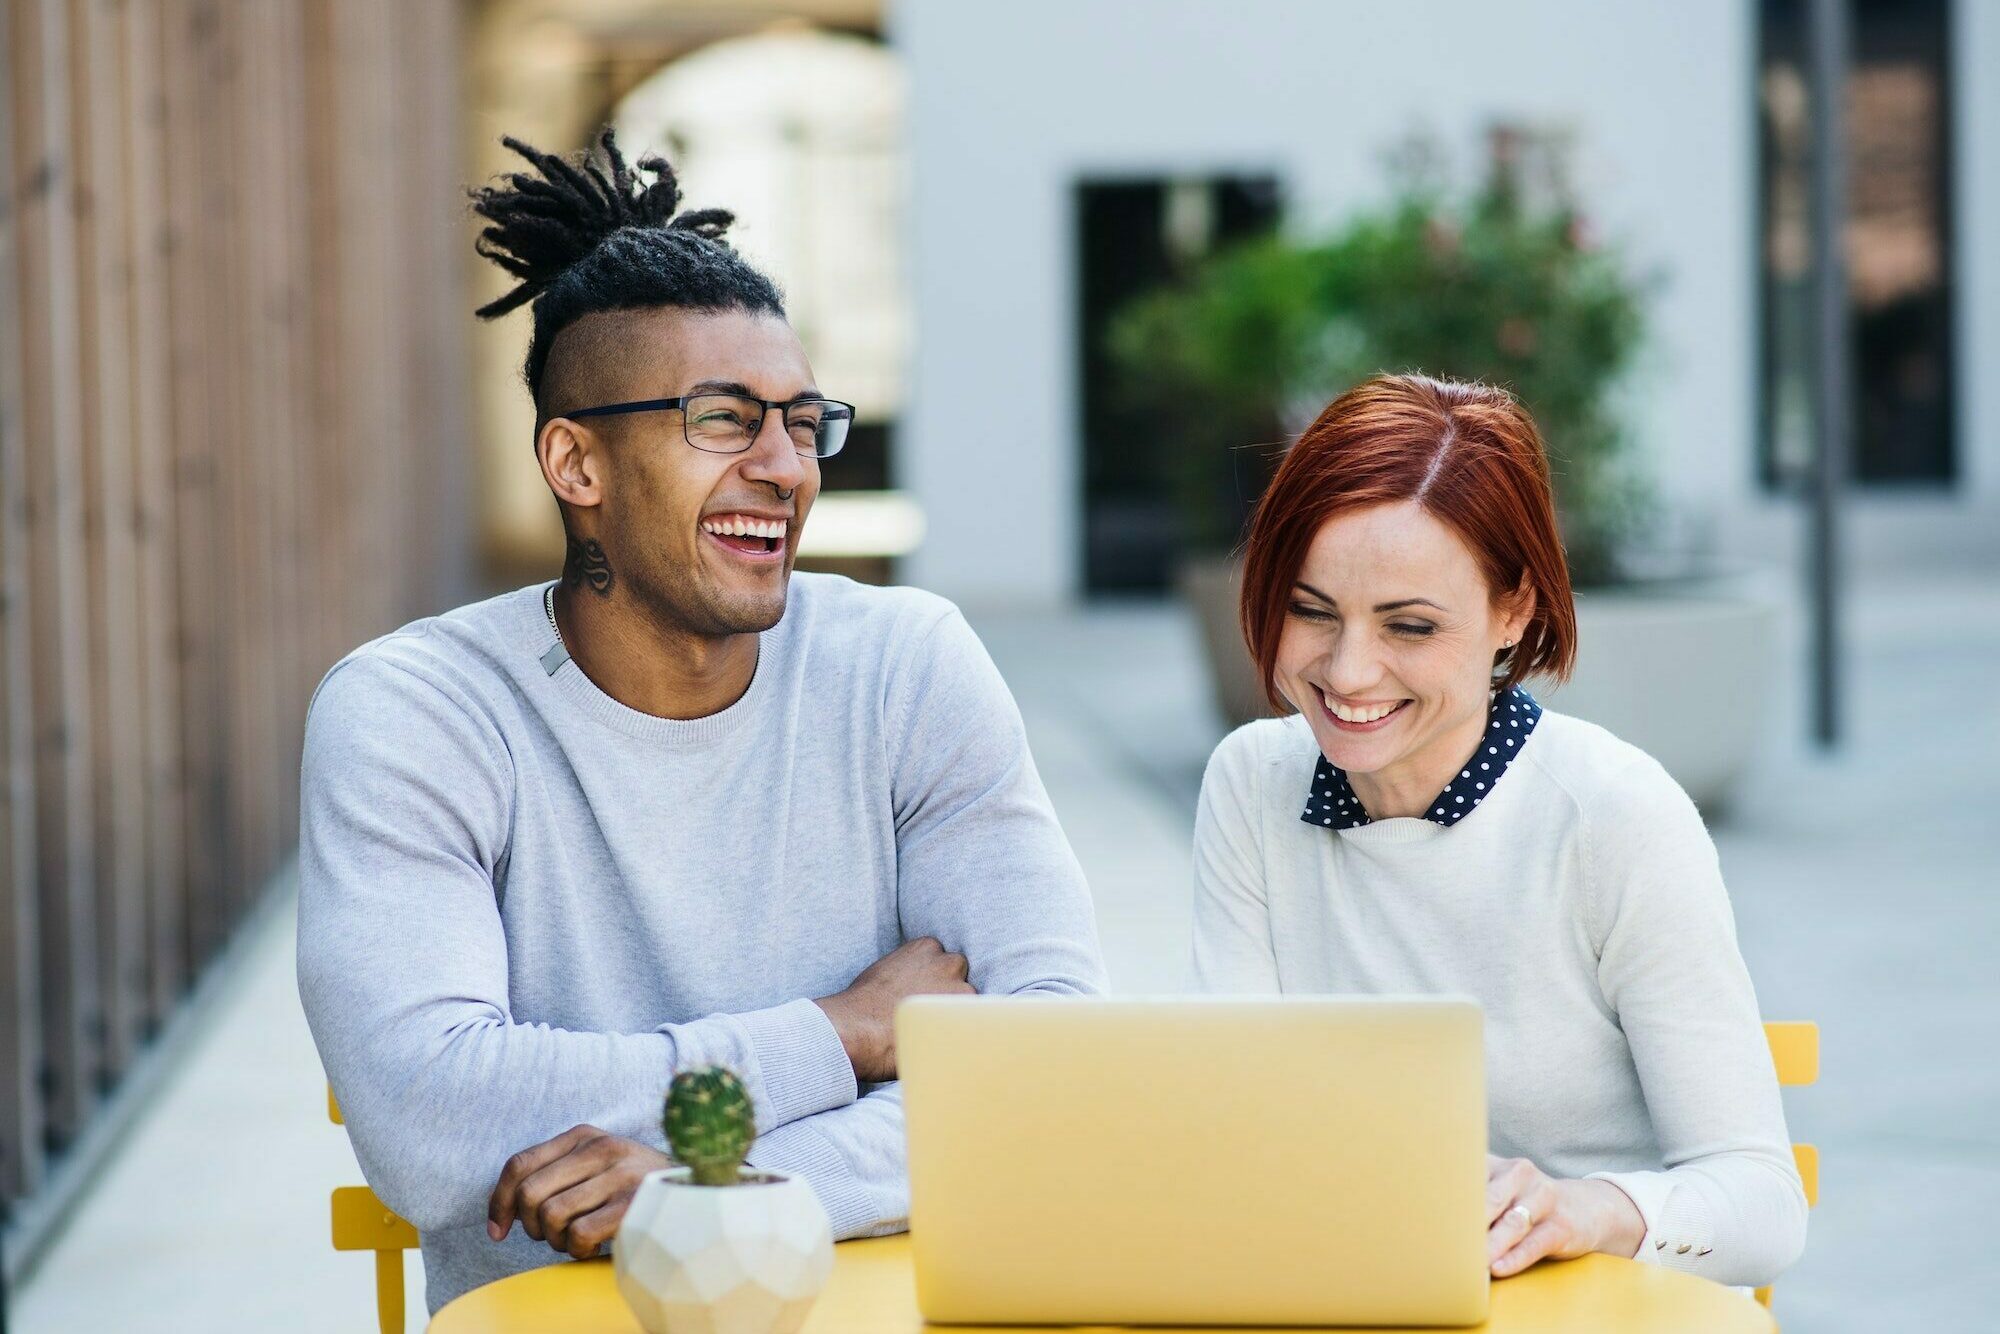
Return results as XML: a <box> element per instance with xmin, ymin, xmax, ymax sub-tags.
<box><xmin>898</xmin><ymin>996</ymin><xmax>1489</xmax><ymax>1327</ymax></box>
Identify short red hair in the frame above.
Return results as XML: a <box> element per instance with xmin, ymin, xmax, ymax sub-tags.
<box><xmin>1240</xmin><ymin>373</ymin><xmax>1577</xmax><ymax>714</ymax></box>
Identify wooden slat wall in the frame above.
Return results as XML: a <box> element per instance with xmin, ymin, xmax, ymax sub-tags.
<box><xmin>0</xmin><ymin>0</ymin><xmax>49</xmax><ymax>1205</ymax></box>
<box><xmin>0</xmin><ymin>0</ymin><xmax>468</xmax><ymax>1213</ymax></box>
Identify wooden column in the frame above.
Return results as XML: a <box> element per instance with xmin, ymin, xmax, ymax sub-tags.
<box><xmin>70</xmin><ymin>0</ymin><xmax>150</xmax><ymax>1084</ymax></box>
<box><xmin>299</xmin><ymin>0</ymin><xmax>350</xmax><ymax>676</ymax></box>
<box><xmin>0</xmin><ymin>0</ymin><xmax>47</xmax><ymax>1204</ymax></box>
<box><xmin>10</xmin><ymin>0</ymin><xmax>102</xmax><ymax>1153</ymax></box>
<box><xmin>118</xmin><ymin>0</ymin><xmax>186</xmax><ymax>1032</ymax></box>
<box><xmin>256</xmin><ymin>0</ymin><xmax>310</xmax><ymax>855</ymax></box>
<box><xmin>211</xmin><ymin>2</ymin><xmax>263</xmax><ymax>910</ymax></box>
<box><xmin>401</xmin><ymin>0</ymin><xmax>473</xmax><ymax>616</ymax></box>
<box><xmin>158</xmin><ymin>0</ymin><xmax>226</xmax><ymax>969</ymax></box>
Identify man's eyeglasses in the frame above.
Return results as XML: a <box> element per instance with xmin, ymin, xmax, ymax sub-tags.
<box><xmin>563</xmin><ymin>393</ymin><xmax>854</xmax><ymax>459</ymax></box>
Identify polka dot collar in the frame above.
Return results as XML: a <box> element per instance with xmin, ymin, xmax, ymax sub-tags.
<box><xmin>1300</xmin><ymin>686</ymin><xmax>1544</xmax><ymax>831</ymax></box>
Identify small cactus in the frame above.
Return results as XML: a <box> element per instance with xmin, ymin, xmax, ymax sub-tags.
<box><xmin>663</xmin><ymin>1065</ymin><xmax>755</xmax><ymax>1186</ymax></box>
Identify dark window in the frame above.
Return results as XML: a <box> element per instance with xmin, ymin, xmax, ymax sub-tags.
<box><xmin>828</xmin><ymin>421</ymin><xmax>890</xmax><ymax>493</ymax></box>
<box><xmin>1076</xmin><ymin>177</ymin><xmax>1282</xmax><ymax>594</ymax></box>
<box><xmin>1759</xmin><ymin>0</ymin><xmax>1956</xmax><ymax>487</ymax></box>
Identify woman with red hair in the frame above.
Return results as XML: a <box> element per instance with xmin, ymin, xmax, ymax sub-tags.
<box><xmin>1192</xmin><ymin>374</ymin><xmax>1806</xmax><ymax>1287</ymax></box>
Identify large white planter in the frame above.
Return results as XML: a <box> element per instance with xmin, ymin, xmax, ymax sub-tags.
<box><xmin>1182</xmin><ymin>557</ymin><xmax>1778</xmax><ymax>809</ymax></box>
<box><xmin>614</xmin><ymin>1167</ymin><xmax>833</xmax><ymax>1334</ymax></box>
<box><xmin>1536</xmin><ymin>580</ymin><xmax>1779</xmax><ymax>809</ymax></box>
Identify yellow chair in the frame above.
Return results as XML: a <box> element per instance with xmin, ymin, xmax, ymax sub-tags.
<box><xmin>329</xmin><ymin>1086</ymin><xmax>421</xmax><ymax>1334</ymax></box>
<box><xmin>1756</xmin><ymin>1021</ymin><xmax>1819</xmax><ymax>1310</ymax></box>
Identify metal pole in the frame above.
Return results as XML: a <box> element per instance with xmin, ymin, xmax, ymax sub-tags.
<box><xmin>1806</xmin><ymin>0</ymin><xmax>1850</xmax><ymax>747</ymax></box>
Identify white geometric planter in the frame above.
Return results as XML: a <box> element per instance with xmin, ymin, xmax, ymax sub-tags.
<box><xmin>614</xmin><ymin>1168</ymin><xmax>834</xmax><ymax>1334</ymax></box>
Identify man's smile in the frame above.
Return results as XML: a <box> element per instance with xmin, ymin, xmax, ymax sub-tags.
<box><xmin>700</xmin><ymin>511</ymin><xmax>790</xmax><ymax>561</ymax></box>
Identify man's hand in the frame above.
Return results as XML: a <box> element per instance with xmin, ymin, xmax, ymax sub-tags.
<box><xmin>1484</xmin><ymin>1154</ymin><xmax>1647</xmax><ymax>1277</ymax></box>
<box><xmin>814</xmin><ymin>936</ymin><xmax>972</xmax><ymax>1082</ymax></box>
<box><xmin>487</xmin><ymin>1125</ymin><xmax>670</xmax><ymax>1259</ymax></box>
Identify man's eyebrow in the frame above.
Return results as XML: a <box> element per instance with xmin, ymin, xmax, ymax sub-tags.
<box><xmin>685</xmin><ymin>379</ymin><xmax>822</xmax><ymax>401</ymax></box>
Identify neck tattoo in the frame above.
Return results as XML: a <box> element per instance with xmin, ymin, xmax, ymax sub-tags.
<box><xmin>563</xmin><ymin>536</ymin><xmax>615</xmax><ymax>595</ymax></box>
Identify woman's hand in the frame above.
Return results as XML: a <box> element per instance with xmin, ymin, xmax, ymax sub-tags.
<box><xmin>1485</xmin><ymin>1155</ymin><xmax>1647</xmax><ymax>1277</ymax></box>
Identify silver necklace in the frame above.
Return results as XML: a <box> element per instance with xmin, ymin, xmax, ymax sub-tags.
<box><xmin>539</xmin><ymin>583</ymin><xmax>570</xmax><ymax>676</ymax></box>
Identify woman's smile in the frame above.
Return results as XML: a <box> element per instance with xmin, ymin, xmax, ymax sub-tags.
<box><xmin>1315</xmin><ymin>686</ymin><xmax>1413</xmax><ymax>733</ymax></box>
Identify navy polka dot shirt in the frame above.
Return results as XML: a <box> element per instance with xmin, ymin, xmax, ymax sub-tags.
<box><xmin>1300</xmin><ymin>685</ymin><xmax>1545</xmax><ymax>831</ymax></box>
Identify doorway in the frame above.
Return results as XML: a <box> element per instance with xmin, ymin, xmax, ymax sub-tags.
<box><xmin>1076</xmin><ymin>176</ymin><xmax>1282</xmax><ymax>594</ymax></box>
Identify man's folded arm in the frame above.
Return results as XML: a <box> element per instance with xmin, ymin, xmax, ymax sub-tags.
<box><xmin>884</xmin><ymin>607</ymin><xmax>1110</xmax><ymax>998</ymax></box>
<box><xmin>296</xmin><ymin>659</ymin><xmax>856</xmax><ymax>1236</ymax></box>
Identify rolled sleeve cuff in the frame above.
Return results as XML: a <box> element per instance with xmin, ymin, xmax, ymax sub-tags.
<box><xmin>1589</xmin><ymin>1169</ymin><xmax>1713</xmax><ymax>1272</ymax></box>
<box><xmin>733</xmin><ymin>997</ymin><xmax>858</xmax><ymax>1130</ymax></box>
<box><xmin>746</xmin><ymin>1117</ymin><xmax>908</xmax><ymax>1240</ymax></box>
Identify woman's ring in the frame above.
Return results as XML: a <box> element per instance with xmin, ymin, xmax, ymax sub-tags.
<box><xmin>1505</xmin><ymin>1204</ymin><xmax>1533</xmax><ymax>1229</ymax></box>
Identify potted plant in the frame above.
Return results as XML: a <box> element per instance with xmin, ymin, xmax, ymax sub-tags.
<box><xmin>615</xmin><ymin>1066</ymin><xmax>834</xmax><ymax>1334</ymax></box>
<box><xmin>1107</xmin><ymin>128</ymin><xmax>1775</xmax><ymax>807</ymax></box>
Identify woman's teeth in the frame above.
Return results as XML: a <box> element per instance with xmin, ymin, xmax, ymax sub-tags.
<box><xmin>1327</xmin><ymin>697</ymin><xmax>1406</xmax><ymax>723</ymax></box>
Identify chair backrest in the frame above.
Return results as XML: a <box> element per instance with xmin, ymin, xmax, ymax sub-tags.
<box><xmin>1756</xmin><ymin>1021</ymin><xmax>1818</xmax><ymax>1310</ymax></box>
<box><xmin>328</xmin><ymin>1084</ymin><xmax>420</xmax><ymax>1334</ymax></box>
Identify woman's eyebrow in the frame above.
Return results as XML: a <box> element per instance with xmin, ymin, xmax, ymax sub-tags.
<box><xmin>1293</xmin><ymin>580</ymin><xmax>1336</xmax><ymax>605</ymax></box>
<box><xmin>1294</xmin><ymin>582</ymin><xmax>1449</xmax><ymax>615</ymax></box>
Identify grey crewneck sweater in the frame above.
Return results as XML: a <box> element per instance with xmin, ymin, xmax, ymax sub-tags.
<box><xmin>297</xmin><ymin>575</ymin><xmax>1107</xmax><ymax>1312</ymax></box>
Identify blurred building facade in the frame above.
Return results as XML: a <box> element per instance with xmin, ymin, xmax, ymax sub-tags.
<box><xmin>2</xmin><ymin>0</ymin><xmax>473</xmax><ymax>1264</ymax></box>
<box><xmin>893</xmin><ymin>0</ymin><xmax>2000</xmax><ymax>603</ymax></box>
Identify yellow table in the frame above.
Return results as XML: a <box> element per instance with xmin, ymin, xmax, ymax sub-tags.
<box><xmin>429</xmin><ymin>1235</ymin><xmax>1775</xmax><ymax>1333</ymax></box>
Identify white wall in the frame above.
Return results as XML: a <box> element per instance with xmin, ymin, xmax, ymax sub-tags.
<box><xmin>894</xmin><ymin>0</ymin><xmax>1760</xmax><ymax>604</ymax></box>
<box><xmin>894</xmin><ymin>0</ymin><xmax>2000</xmax><ymax>605</ymax></box>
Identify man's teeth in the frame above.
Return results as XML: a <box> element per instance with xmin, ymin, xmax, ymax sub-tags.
<box><xmin>701</xmin><ymin>516</ymin><xmax>788</xmax><ymax>540</ymax></box>
<box><xmin>1328</xmin><ymin>698</ymin><xmax>1405</xmax><ymax>724</ymax></box>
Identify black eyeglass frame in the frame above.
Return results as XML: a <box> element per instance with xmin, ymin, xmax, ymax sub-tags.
<box><xmin>561</xmin><ymin>393</ymin><xmax>855</xmax><ymax>459</ymax></box>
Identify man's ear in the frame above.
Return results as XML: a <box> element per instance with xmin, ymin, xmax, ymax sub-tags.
<box><xmin>538</xmin><ymin>418</ymin><xmax>604</xmax><ymax>511</ymax></box>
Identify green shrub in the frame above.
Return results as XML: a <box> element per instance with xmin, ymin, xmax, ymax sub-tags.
<box><xmin>1108</xmin><ymin>133</ymin><xmax>1654</xmax><ymax>585</ymax></box>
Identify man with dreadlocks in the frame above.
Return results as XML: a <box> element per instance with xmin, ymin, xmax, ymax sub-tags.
<box><xmin>296</xmin><ymin>130</ymin><xmax>1106</xmax><ymax>1311</ymax></box>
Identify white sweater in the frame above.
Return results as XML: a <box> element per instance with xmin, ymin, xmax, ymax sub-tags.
<box><xmin>1191</xmin><ymin>708</ymin><xmax>1807</xmax><ymax>1288</ymax></box>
